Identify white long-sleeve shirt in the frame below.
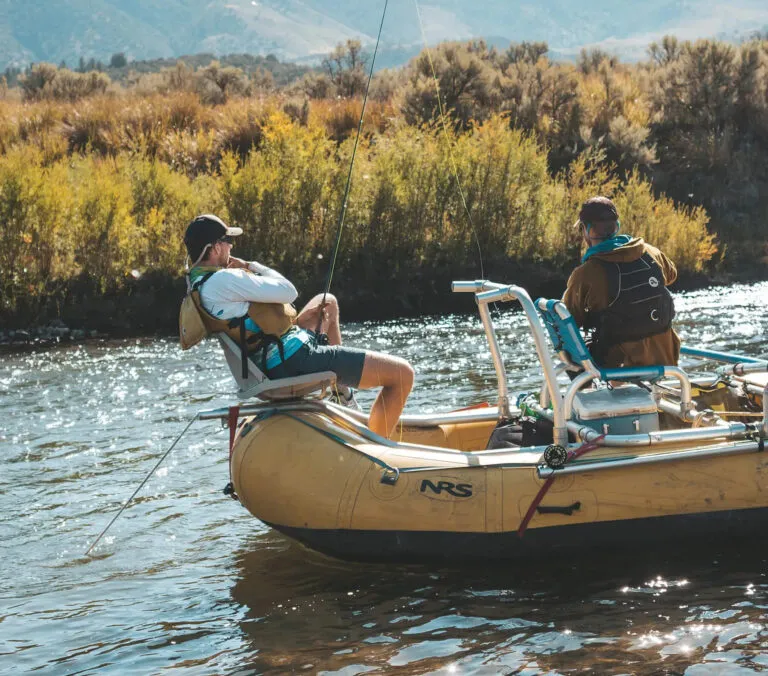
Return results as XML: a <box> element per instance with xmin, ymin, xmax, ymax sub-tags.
<box><xmin>198</xmin><ymin>262</ymin><xmax>298</xmax><ymax>321</ymax></box>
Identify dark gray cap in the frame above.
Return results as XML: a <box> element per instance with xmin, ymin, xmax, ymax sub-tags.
<box><xmin>184</xmin><ymin>214</ymin><xmax>243</xmax><ymax>261</ymax></box>
<box><xmin>574</xmin><ymin>196</ymin><xmax>619</xmax><ymax>228</ymax></box>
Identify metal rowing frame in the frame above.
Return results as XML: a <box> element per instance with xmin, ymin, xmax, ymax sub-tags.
<box><xmin>679</xmin><ymin>345</ymin><xmax>768</xmax><ymax>439</ymax></box>
<box><xmin>452</xmin><ymin>281</ymin><xmax>565</xmax><ymax>439</ymax></box>
<box><xmin>197</xmin><ymin>398</ymin><xmax>766</xmax><ymax>482</ymax></box>
<box><xmin>198</xmin><ymin>279</ymin><xmax>768</xmax><ymax>477</ymax></box>
<box><xmin>451</xmin><ymin>279</ymin><xmax>767</xmax><ymax>450</ymax></box>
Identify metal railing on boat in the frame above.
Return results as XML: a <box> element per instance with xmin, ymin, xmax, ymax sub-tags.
<box><xmin>527</xmin><ymin>400</ymin><xmax>756</xmax><ymax>447</ymax></box>
<box><xmin>452</xmin><ymin>280</ymin><xmax>567</xmax><ymax>444</ymax></box>
<box><xmin>537</xmin><ymin>439</ymin><xmax>764</xmax><ymax>479</ymax></box>
<box><xmin>199</xmin><ymin>400</ymin><xmax>512</xmax><ymax>428</ymax></box>
<box><xmin>197</xmin><ymin>398</ymin><xmax>767</xmax><ymax>481</ymax></box>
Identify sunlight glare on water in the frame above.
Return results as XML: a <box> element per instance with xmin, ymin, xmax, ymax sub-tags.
<box><xmin>1</xmin><ymin>281</ymin><xmax>767</xmax><ymax>674</ymax></box>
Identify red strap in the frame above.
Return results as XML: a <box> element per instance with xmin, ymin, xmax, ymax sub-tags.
<box><xmin>228</xmin><ymin>406</ymin><xmax>240</xmax><ymax>460</ymax></box>
<box><xmin>517</xmin><ymin>435</ymin><xmax>605</xmax><ymax>538</ymax></box>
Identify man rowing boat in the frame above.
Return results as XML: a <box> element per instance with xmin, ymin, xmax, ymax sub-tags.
<box><xmin>563</xmin><ymin>197</ymin><xmax>680</xmax><ymax>368</ymax></box>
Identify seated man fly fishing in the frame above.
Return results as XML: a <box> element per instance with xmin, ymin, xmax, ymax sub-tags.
<box><xmin>180</xmin><ymin>214</ymin><xmax>414</xmax><ymax>439</ymax></box>
<box><xmin>563</xmin><ymin>197</ymin><xmax>680</xmax><ymax>369</ymax></box>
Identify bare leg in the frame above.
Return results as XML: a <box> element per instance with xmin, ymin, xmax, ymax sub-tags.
<box><xmin>296</xmin><ymin>293</ymin><xmax>342</xmax><ymax>345</ymax></box>
<box><xmin>297</xmin><ymin>296</ymin><xmax>414</xmax><ymax>430</ymax></box>
<box><xmin>357</xmin><ymin>352</ymin><xmax>415</xmax><ymax>438</ymax></box>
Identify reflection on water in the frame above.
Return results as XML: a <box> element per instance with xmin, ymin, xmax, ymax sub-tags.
<box><xmin>230</xmin><ymin>537</ymin><xmax>768</xmax><ymax>674</ymax></box>
<box><xmin>1</xmin><ymin>281</ymin><xmax>767</xmax><ymax>674</ymax></box>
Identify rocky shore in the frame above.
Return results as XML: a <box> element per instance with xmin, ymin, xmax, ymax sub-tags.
<box><xmin>0</xmin><ymin>263</ymin><xmax>762</xmax><ymax>349</ymax></box>
<box><xmin>0</xmin><ymin>319</ymin><xmax>106</xmax><ymax>347</ymax></box>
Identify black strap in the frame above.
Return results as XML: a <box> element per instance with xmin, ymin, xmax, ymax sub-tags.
<box><xmin>191</xmin><ymin>270</ymin><xmax>216</xmax><ymax>291</ymax></box>
<box><xmin>221</xmin><ymin>315</ymin><xmax>251</xmax><ymax>381</ymax></box>
<box><xmin>257</xmin><ymin>334</ymin><xmax>286</xmax><ymax>373</ymax></box>
<box><xmin>222</xmin><ymin>325</ymin><xmax>288</xmax><ymax>378</ymax></box>
<box><xmin>192</xmin><ymin>270</ymin><xmax>254</xmax><ymax>380</ymax></box>
<box><xmin>229</xmin><ymin>320</ymin><xmax>290</xmax><ymax>379</ymax></box>
<box><xmin>239</xmin><ymin>321</ymin><xmax>248</xmax><ymax>380</ymax></box>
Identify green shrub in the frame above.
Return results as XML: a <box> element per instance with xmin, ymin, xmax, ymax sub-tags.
<box><xmin>219</xmin><ymin>112</ymin><xmax>337</xmax><ymax>285</ymax></box>
<box><xmin>215</xmin><ymin>100</ymin><xmax>269</xmax><ymax>161</ymax></box>
<box><xmin>71</xmin><ymin>156</ymin><xmax>136</xmax><ymax>290</ymax></box>
<box><xmin>128</xmin><ymin>156</ymin><xmax>222</xmax><ymax>272</ymax></box>
<box><xmin>20</xmin><ymin>64</ymin><xmax>111</xmax><ymax>102</ymax></box>
<box><xmin>614</xmin><ymin>172</ymin><xmax>715</xmax><ymax>272</ymax></box>
<box><xmin>0</xmin><ymin>147</ymin><xmax>74</xmax><ymax>315</ymax></box>
<box><xmin>0</xmin><ymin>53</ymin><xmax>734</xmax><ymax>324</ymax></box>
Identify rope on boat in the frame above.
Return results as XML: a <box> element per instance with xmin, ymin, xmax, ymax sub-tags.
<box><xmin>517</xmin><ymin>435</ymin><xmax>605</xmax><ymax>538</ymax></box>
<box><xmin>84</xmin><ymin>413</ymin><xmax>200</xmax><ymax>556</ymax></box>
<box><xmin>223</xmin><ymin>405</ymin><xmax>241</xmax><ymax>501</ymax></box>
<box><xmin>283</xmin><ymin>411</ymin><xmax>402</xmax><ymax>480</ymax></box>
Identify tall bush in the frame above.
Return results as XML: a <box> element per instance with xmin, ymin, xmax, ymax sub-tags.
<box><xmin>219</xmin><ymin>112</ymin><xmax>338</xmax><ymax>285</ymax></box>
<box><xmin>0</xmin><ymin>147</ymin><xmax>74</xmax><ymax>314</ymax></box>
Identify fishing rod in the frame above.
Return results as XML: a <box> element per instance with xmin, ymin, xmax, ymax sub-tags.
<box><xmin>315</xmin><ymin>0</ymin><xmax>389</xmax><ymax>339</ymax></box>
<box><xmin>85</xmin><ymin>4</ymin><xmax>390</xmax><ymax>555</ymax></box>
<box><xmin>84</xmin><ymin>413</ymin><xmax>199</xmax><ymax>556</ymax></box>
<box><xmin>412</xmin><ymin>0</ymin><xmax>485</xmax><ymax>280</ymax></box>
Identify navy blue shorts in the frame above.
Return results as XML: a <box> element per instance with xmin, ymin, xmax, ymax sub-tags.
<box><xmin>266</xmin><ymin>342</ymin><xmax>367</xmax><ymax>388</ymax></box>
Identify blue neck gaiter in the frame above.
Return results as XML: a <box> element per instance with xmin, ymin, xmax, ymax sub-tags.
<box><xmin>582</xmin><ymin>234</ymin><xmax>632</xmax><ymax>263</ymax></box>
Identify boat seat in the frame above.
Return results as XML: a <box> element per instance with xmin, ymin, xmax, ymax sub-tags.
<box><xmin>535</xmin><ymin>298</ymin><xmax>666</xmax><ymax>384</ymax></box>
<box><xmin>216</xmin><ymin>333</ymin><xmax>336</xmax><ymax>401</ymax></box>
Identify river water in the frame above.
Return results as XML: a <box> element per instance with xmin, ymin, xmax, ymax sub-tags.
<box><xmin>2</xmin><ymin>281</ymin><xmax>767</xmax><ymax>675</ymax></box>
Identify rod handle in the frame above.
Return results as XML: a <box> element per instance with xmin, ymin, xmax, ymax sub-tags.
<box><xmin>451</xmin><ymin>280</ymin><xmax>506</xmax><ymax>293</ymax></box>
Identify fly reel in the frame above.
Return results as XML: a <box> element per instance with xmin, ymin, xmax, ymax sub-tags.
<box><xmin>543</xmin><ymin>444</ymin><xmax>569</xmax><ymax>469</ymax></box>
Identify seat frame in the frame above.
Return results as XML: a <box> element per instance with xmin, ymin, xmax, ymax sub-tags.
<box><xmin>216</xmin><ymin>333</ymin><xmax>336</xmax><ymax>401</ymax></box>
<box><xmin>534</xmin><ymin>298</ymin><xmax>693</xmax><ymax>424</ymax></box>
<box><xmin>535</xmin><ymin>298</ymin><xmax>668</xmax><ymax>382</ymax></box>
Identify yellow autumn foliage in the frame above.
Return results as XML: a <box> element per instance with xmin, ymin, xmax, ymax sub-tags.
<box><xmin>0</xmin><ymin>79</ymin><xmax>719</xmax><ymax>321</ymax></box>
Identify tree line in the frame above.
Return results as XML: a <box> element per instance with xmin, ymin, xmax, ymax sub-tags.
<box><xmin>0</xmin><ymin>36</ymin><xmax>763</xmax><ymax>329</ymax></box>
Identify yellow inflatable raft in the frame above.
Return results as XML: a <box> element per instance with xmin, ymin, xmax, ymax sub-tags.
<box><xmin>202</xmin><ymin>281</ymin><xmax>768</xmax><ymax>561</ymax></box>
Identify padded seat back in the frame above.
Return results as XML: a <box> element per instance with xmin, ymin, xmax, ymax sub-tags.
<box><xmin>535</xmin><ymin>299</ymin><xmax>667</xmax><ymax>383</ymax></box>
<box><xmin>536</xmin><ymin>298</ymin><xmax>596</xmax><ymax>372</ymax></box>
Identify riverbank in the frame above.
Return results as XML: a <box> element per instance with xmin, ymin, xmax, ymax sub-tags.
<box><xmin>0</xmin><ymin>109</ymin><xmax>717</xmax><ymax>330</ymax></box>
<box><xmin>4</xmin><ymin>39</ymin><xmax>768</xmax><ymax>340</ymax></box>
<box><xmin>1</xmin><ymin>262</ymin><xmax>763</xmax><ymax>345</ymax></box>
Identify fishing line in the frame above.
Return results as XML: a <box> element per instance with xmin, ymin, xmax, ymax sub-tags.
<box><xmin>318</xmin><ymin>0</ymin><xmax>390</xmax><ymax>332</ymax></box>
<box><xmin>413</xmin><ymin>0</ymin><xmax>485</xmax><ymax>280</ymax></box>
<box><xmin>84</xmin><ymin>413</ymin><xmax>199</xmax><ymax>556</ymax></box>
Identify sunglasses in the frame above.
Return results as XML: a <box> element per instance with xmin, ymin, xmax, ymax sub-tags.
<box><xmin>216</xmin><ymin>235</ymin><xmax>234</xmax><ymax>245</ymax></box>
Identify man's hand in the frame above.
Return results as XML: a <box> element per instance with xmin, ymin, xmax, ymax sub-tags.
<box><xmin>227</xmin><ymin>256</ymin><xmax>249</xmax><ymax>270</ymax></box>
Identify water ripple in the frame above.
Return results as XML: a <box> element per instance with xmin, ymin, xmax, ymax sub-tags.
<box><xmin>1</xmin><ymin>282</ymin><xmax>767</xmax><ymax>674</ymax></box>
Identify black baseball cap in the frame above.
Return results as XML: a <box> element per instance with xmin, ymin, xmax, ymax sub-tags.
<box><xmin>574</xmin><ymin>196</ymin><xmax>619</xmax><ymax>228</ymax></box>
<box><xmin>184</xmin><ymin>214</ymin><xmax>243</xmax><ymax>262</ymax></box>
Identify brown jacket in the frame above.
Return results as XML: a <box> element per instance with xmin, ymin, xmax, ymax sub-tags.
<box><xmin>562</xmin><ymin>238</ymin><xmax>680</xmax><ymax>368</ymax></box>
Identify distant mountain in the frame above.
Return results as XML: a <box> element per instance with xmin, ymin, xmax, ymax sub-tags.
<box><xmin>2</xmin><ymin>0</ymin><xmax>767</xmax><ymax>70</ymax></box>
